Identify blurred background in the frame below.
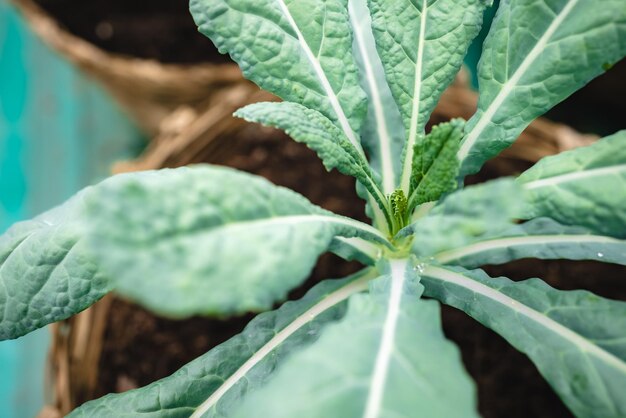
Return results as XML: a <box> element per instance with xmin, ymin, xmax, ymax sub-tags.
<box><xmin>0</xmin><ymin>0</ymin><xmax>624</xmax><ymax>417</ymax></box>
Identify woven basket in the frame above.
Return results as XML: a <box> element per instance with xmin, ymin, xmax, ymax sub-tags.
<box><xmin>13</xmin><ymin>2</ymin><xmax>597</xmax><ymax>413</ymax></box>
<box><xmin>11</xmin><ymin>0</ymin><xmax>246</xmax><ymax>136</ymax></box>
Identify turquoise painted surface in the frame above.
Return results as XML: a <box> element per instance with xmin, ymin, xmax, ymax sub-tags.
<box><xmin>0</xmin><ymin>0</ymin><xmax>144</xmax><ymax>416</ymax></box>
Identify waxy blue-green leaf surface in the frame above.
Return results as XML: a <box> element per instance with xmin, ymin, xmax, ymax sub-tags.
<box><xmin>367</xmin><ymin>0</ymin><xmax>488</xmax><ymax>192</ymax></box>
<box><xmin>69</xmin><ymin>271</ymin><xmax>373</xmax><ymax>418</ymax></box>
<box><xmin>518</xmin><ymin>131</ymin><xmax>626</xmax><ymax>238</ymax></box>
<box><xmin>235</xmin><ymin>102</ymin><xmax>389</xmax><ymax>219</ymax></box>
<box><xmin>235</xmin><ymin>102</ymin><xmax>371</xmax><ymax>180</ymax></box>
<box><xmin>348</xmin><ymin>0</ymin><xmax>405</xmax><ymax>194</ymax></box>
<box><xmin>422</xmin><ymin>266</ymin><xmax>626</xmax><ymax>418</ymax></box>
<box><xmin>190</xmin><ymin>0</ymin><xmax>367</xmax><ymax>150</ymax></box>
<box><xmin>459</xmin><ymin>0</ymin><xmax>626</xmax><ymax>175</ymax></box>
<box><xmin>233</xmin><ymin>259</ymin><xmax>477</xmax><ymax>418</ymax></box>
<box><xmin>85</xmin><ymin>166</ymin><xmax>387</xmax><ymax>317</ymax></box>
<box><xmin>405</xmin><ymin>178</ymin><xmax>524</xmax><ymax>257</ymax></box>
<box><xmin>435</xmin><ymin>217</ymin><xmax>626</xmax><ymax>268</ymax></box>
<box><xmin>0</xmin><ymin>192</ymin><xmax>110</xmax><ymax>340</ymax></box>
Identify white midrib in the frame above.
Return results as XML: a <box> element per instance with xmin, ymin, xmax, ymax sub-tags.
<box><xmin>435</xmin><ymin>234</ymin><xmax>622</xmax><ymax>264</ymax></box>
<box><xmin>424</xmin><ymin>266</ymin><xmax>626</xmax><ymax>374</ymax></box>
<box><xmin>349</xmin><ymin>0</ymin><xmax>396</xmax><ymax>195</ymax></box>
<box><xmin>189</xmin><ymin>274</ymin><xmax>372</xmax><ymax>418</ymax></box>
<box><xmin>275</xmin><ymin>0</ymin><xmax>391</xmax><ymax>230</ymax></box>
<box><xmin>523</xmin><ymin>164</ymin><xmax>626</xmax><ymax>190</ymax></box>
<box><xmin>334</xmin><ymin>236</ymin><xmax>381</xmax><ymax>261</ymax></box>
<box><xmin>209</xmin><ymin>214</ymin><xmax>389</xmax><ymax>244</ymax></box>
<box><xmin>400</xmin><ymin>0</ymin><xmax>428</xmax><ymax>194</ymax></box>
<box><xmin>457</xmin><ymin>0</ymin><xmax>579</xmax><ymax>164</ymax></box>
<box><xmin>363</xmin><ymin>259</ymin><xmax>408</xmax><ymax>418</ymax></box>
<box><xmin>276</xmin><ymin>0</ymin><xmax>363</xmax><ymax>155</ymax></box>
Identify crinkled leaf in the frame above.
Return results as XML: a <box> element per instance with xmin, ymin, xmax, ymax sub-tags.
<box><xmin>190</xmin><ymin>0</ymin><xmax>367</xmax><ymax>149</ymax></box>
<box><xmin>68</xmin><ymin>271</ymin><xmax>373</xmax><ymax>418</ymax></box>
<box><xmin>435</xmin><ymin>217</ymin><xmax>626</xmax><ymax>268</ymax></box>
<box><xmin>367</xmin><ymin>0</ymin><xmax>488</xmax><ymax>191</ymax></box>
<box><xmin>423</xmin><ymin>266</ymin><xmax>626</xmax><ymax>418</ymax></box>
<box><xmin>233</xmin><ymin>259</ymin><xmax>477</xmax><ymax>418</ymax></box>
<box><xmin>518</xmin><ymin>131</ymin><xmax>626</xmax><ymax>238</ymax></box>
<box><xmin>459</xmin><ymin>0</ymin><xmax>626</xmax><ymax>175</ymax></box>
<box><xmin>0</xmin><ymin>191</ymin><xmax>110</xmax><ymax>340</ymax></box>
<box><xmin>404</xmin><ymin>178</ymin><xmax>523</xmax><ymax>257</ymax></box>
<box><xmin>408</xmin><ymin>119</ymin><xmax>464</xmax><ymax>212</ymax></box>
<box><xmin>235</xmin><ymin>102</ymin><xmax>389</xmax><ymax>218</ymax></box>
<box><xmin>348</xmin><ymin>0</ymin><xmax>404</xmax><ymax>194</ymax></box>
<box><xmin>85</xmin><ymin>166</ymin><xmax>388</xmax><ymax>317</ymax></box>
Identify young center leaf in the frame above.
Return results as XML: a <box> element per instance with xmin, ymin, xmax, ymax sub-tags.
<box><xmin>422</xmin><ymin>266</ymin><xmax>626</xmax><ymax>418</ymax></box>
<box><xmin>367</xmin><ymin>0</ymin><xmax>488</xmax><ymax>193</ymax></box>
<box><xmin>408</xmin><ymin>119</ymin><xmax>464</xmax><ymax>212</ymax></box>
<box><xmin>68</xmin><ymin>271</ymin><xmax>375</xmax><ymax>418</ymax></box>
<box><xmin>190</xmin><ymin>0</ymin><xmax>367</xmax><ymax>153</ymax></box>
<box><xmin>0</xmin><ymin>191</ymin><xmax>110</xmax><ymax>340</ymax></box>
<box><xmin>459</xmin><ymin>0</ymin><xmax>626</xmax><ymax>175</ymax></box>
<box><xmin>84</xmin><ymin>165</ymin><xmax>390</xmax><ymax>317</ymax></box>
<box><xmin>518</xmin><ymin>130</ymin><xmax>626</xmax><ymax>238</ymax></box>
<box><xmin>434</xmin><ymin>217</ymin><xmax>626</xmax><ymax>268</ymax></box>
<box><xmin>232</xmin><ymin>259</ymin><xmax>477</xmax><ymax>418</ymax></box>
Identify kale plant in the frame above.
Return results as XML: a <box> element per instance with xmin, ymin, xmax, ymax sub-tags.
<box><xmin>1</xmin><ymin>0</ymin><xmax>625</xmax><ymax>416</ymax></box>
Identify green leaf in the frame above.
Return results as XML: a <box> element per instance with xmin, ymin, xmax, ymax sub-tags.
<box><xmin>390</xmin><ymin>189</ymin><xmax>408</xmax><ymax>229</ymax></box>
<box><xmin>235</xmin><ymin>102</ymin><xmax>369</xmax><ymax>179</ymax></box>
<box><xmin>68</xmin><ymin>270</ymin><xmax>374</xmax><ymax>418</ymax></box>
<box><xmin>518</xmin><ymin>131</ymin><xmax>626</xmax><ymax>238</ymax></box>
<box><xmin>348</xmin><ymin>0</ymin><xmax>405</xmax><ymax>195</ymax></box>
<box><xmin>434</xmin><ymin>217</ymin><xmax>626</xmax><ymax>268</ymax></box>
<box><xmin>235</xmin><ymin>102</ymin><xmax>390</xmax><ymax>223</ymax></box>
<box><xmin>422</xmin><ymin>266</ymin><xmax>626</xmax><ymax>418</ymax></box>
<box><xmin>408</xmin><ymin>119</ymin><xmax>463</xmax><ymax>212</ymax></box>
<box><xmin>85</xmin><ymin>166</ymin><xmax>389</xmax><ymax>317</ymax></box>
<box><xmin>404</xmin><ymin>178</ymin><xmax>523</xmax><ymax>256</ymax></box>
<box><xmin>233</xmin><ymin>259</ymin><xmax>478</xmax><ymax>418</ymax></box>
<box><xmin>367</xmin><ymin>0</ymin><xmax>488</xmax><ymax>192</ymax></box>
<box><xmin>459</xmin><ymin>0</ymin><xmax>626</xmax><ymax>175</ymax></box>
<box><xmin>0</xmin><ymin>191</ymin><xmax>110</xmax><ymax>340</ymax></box>
<box><xmin>190</xmin><ymin>0</ymin><xmax>367</xmax><ymax>151</ymax></box>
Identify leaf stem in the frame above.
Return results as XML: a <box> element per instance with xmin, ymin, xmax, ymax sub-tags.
<box><xmin>399</xmin><ymin>0</ymin><xmax>429</xmax><ymax>195</ymax></box>
<box><xmin>349</xmin><ymin>0</ymin><xmax>398</xmax><ymax>195</ymax></box>
<box><xmin>433</xmin><ymin>234</ymin><xmax>624</xmax><ymax>266</ymax></box>
<box><xmin>364</xmin><ymin>258</ymin><xmax>411</xmax><ymax>418</ymax></box>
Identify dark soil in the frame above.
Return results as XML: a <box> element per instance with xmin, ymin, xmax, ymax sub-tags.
<box><xmin>33</xmin><ymin>0</ymin><xmax>231</xmax><ymax>64</ymax></box>
<box><xmin>545</xmin><ymin>58</ymin><xmax>626</xmax><ymax>136</ymax></box>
